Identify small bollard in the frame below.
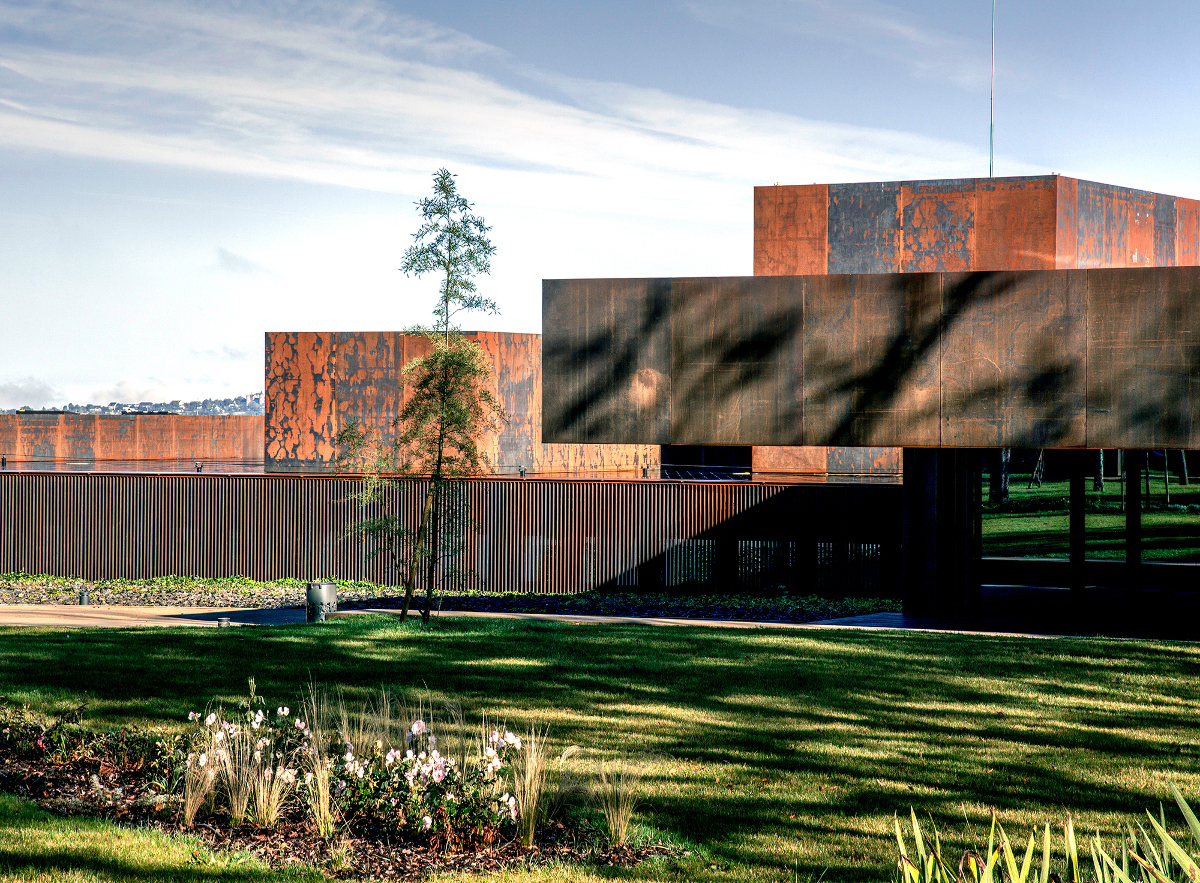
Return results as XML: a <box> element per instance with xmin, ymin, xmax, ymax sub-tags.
<box><xmin>305</xmin><ymin>582</ymin><xmax>337</xmax><ymax>623</ymax></box>
<box><xmin>79</xmin><ymin>590</ymin><xmax>90</xmax><ymax>606</ymax></box>
<box><xmin>217</xmin><ymin>617</ymin><xmax>231</xmax><ymax>628</ymax></box>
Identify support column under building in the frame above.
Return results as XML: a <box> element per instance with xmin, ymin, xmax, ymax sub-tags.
<box><xmin>1069</xmin><ymin>451</ymin><xmax>1087</xmax><ymax>597</ymax></box>
<box><xmin>1126</xmin><ymin>449</ymin><xmax>1143</xmax><ymax>594</ymax></box>
<box><xmin>902</xmin><ymin>448</ymin><xmax>982</xmax><ymax>620</ymax></box>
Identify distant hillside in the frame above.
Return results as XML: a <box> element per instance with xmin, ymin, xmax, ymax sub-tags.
<box><xmin>3</xmin><ymin>392</ymin><xmax>264</xmax><ymax>416</ymax></box>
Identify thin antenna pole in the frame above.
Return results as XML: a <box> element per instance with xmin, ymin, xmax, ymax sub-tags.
<box><xmin>989</xmin><ymin>0</ymin><xmax>995</xmax><ymax>177</ymax></box>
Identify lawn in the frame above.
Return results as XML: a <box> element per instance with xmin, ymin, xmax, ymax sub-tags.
<box><xmin>0</xmin><ymin>792</ymin><xmax>320</xmax><ymax>883</ymax></box>
<box><xmin>1</xmin><ymin>616</ymin><xmax>1198</xmax><ymax>882</ymax></box>
<box><xmin>983</xmin><ymin>474</ymin><xmax>1200</xmax><ymax>560</ymax></box>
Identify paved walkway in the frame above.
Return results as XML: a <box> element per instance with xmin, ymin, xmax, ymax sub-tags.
<box><xmin>0</xmin><ymin>604</ymin><xmax>1059</xmax><ymax>638</ymax></box>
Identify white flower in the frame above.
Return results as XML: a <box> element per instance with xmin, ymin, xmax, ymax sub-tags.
<box><xmin>484</xmin><ymin>746</ymin><xmax>496</xmax><ymax>759</ymax></box>
<box><xmin>411</xmin><ymin>720</ymin><xmax>426</xmax><ymax>736</ymax></box>
<box><xmin>198</xmin><ymin>752</ymin><xmax>207</xmax><ymax>767</ymax></box>
<box><xmin>418</xmin><ymin>752</ymin><xmax>426</xmax><ymax>761</ymax></box>
<box><xmin>254</xmin><ymin>750</ymin><xmax>262</xmax><ymax>762</ymax></box>
<box><xmin>490</xmin><ymin>730</ymin><xmax>499</xmax><ymax>744</ymax></box>
<box><xmin>188</xmin><ymin>711</ymin><xmax>200</xmax><ymax>721</ymax></box>
<box><xmin>304</xmin><ymin>771</ymin><xmax>313</xmax><ymax>784</ymax></box>
<box><xmin>277</xmin><ymin>706</ymin><xmax>289</xmax><ymax>717</ymax></box>
<box><xmin>422</xmin><ymin>815</ymin><xmax>432</xmax><ymax>830</ymax></box>
<box><xmin>513</xmin><ymin>737</ymin><xmax>522</xmax><ymax>749</ymax></box>
<box><xmin>504</xmin><ymin>731</ymin><xmax>515</xmax><ymax>744</ymax></box>
<box><xmin>344</xmin><ymin>751</ymin><xmax>354</xmax><ymax>762</ymax></box>
<box><xmin>251</xmin><ymin>720</ymin><xmax>261</xmax><ymax>729</ymax></box>
<box><xmin>295</xmin><ymin>719</ymin><xmax>306</xmax><ymax>730</ymax></box>
<box><xmin>214</xmin><ymin>731</ymin><xmax>224</xmax><ymax>743</ymax></box>
<box><xmin>205</xmin><ymin>712</ymin><xmax>217</xmax><ymax>727</ymax></box>
<box><xmin>405</xmin><ymin>750</ymin><xmax>414</xmax><ymax>760</ymax></box>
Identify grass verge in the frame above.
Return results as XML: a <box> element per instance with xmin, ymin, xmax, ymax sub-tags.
<box><xmin>0</xmin><ymin>616</ymin><xmax>1198</xmax><ymax>882</ymax></box>
<box><xmin>0</xmin><ymin>792</ymin><xmax>319</xmax><ymax>882</ymax></box>
<box><xmin>984</xmin><ymin>475</ymin><xmax>1200</xmax><ymax>560</ymax></box>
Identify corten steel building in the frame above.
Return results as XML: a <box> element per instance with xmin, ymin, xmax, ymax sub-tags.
<box><xmin>263</xmin><ymin>330</ymin><xmax>659</xmax><ymax>476</ymax></box>
<box><xmin>751</xmin><ymin>174</ymin><xmax>1200</xmax><ymax>474</ymax></box>
<box><xmin>0</xmin><ymin>413</ymin><xmax>262</xmax><ymax>468</ymax></box>
<box><xmin>543</xmin><ymin>175</ymin><xmax>1200</xmax><ymax>618</ymax></box>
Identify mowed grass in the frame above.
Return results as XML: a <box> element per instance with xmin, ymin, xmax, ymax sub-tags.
<box><xmin>0</xmin><ymin>792</ymin><xmax>321</xmax><ymax>882</ymax></box>
<box><xmin>1</xmin><ymin>616</ymin><xmax>1198</xmax><ymax>882</ymax></box>
<box><xmin>983</xmin><ymin>475</ymin><xmax>1200</xmax><ymax>560</ymax></box>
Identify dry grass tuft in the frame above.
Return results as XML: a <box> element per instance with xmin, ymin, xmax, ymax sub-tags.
<box><xmin>594</xmin><ymin>755</ymin><xmax>642</xmax><ymax>847</ymax></box>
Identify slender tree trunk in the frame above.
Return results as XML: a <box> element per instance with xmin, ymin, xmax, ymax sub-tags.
<box><xmin>424</xmin><ymin>482</ymin><xmax>440</xmax><ymax>624</ymax></box>
<box><xmin>1182</xmin><ymin>450</ymin><xmax>1190</xmax><ymax>486</ymax></box>
<box><xmin>399</xmin><ymin>483</ymin><xmax>435</xmax><ymax>622</ymax></box>
<box><xmin>989</xmin><ymin>448</ymin><xmax>1010</xmax><ymax>505</ymax></box>
<box><xmin>1164</xmin><ymin>449</ymin><xmax>1170</xmax><ymax>505</ymax></box>
<box><xmin>1094</xmin><ymin>449</ymin><xmax>1105</xmax><ymax>492</ymax></box>
<box><xmin>1119</xmin><ymin>450</ymin><xmax>1125</xmax><ymax>512</ymax></box>
<box><xmin>423</xmin><ymin>354</ymin><xmax>451</xmax><ymax>625</ymax></box>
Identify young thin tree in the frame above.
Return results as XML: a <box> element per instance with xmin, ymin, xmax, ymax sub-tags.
<box><xmin>337</xmin><ymin>169</ymin><xmax>504</xmax><ymax>623</ymax></box>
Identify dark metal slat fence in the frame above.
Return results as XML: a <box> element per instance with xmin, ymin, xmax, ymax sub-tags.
<box><xmin>0</xmin><ymin>473</ymin><xmax>901</xmax><ymax>596</ymax></box>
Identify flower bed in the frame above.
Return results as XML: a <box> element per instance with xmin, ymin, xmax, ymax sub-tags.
<box><xmin>0</xmin><ymin>686</ymin><xmax>675</xmax><ymax>880</ymax></box>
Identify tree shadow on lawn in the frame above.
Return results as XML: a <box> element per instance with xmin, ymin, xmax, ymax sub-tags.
<box><xmin>1</xmin><ymin>617</ymin><xmax>1198</xmax><ymax>880</ymax></box>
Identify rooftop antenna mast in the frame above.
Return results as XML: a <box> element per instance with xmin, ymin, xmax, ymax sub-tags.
<box><xmin>989</xmin><ymin>0</ymin><xmax>996</xmax><ymax>177</ymax></box>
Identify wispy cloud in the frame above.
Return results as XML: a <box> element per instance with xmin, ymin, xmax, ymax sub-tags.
<box><xmin>0</xmin><ymin>376</ymin><xmax>60</xmax><ymax>409</ymax></box>
<box><xmin>216</xmin><ymin>246</ymin><xmax>263</xmax><ymax>274</ymax></box>
<box><xmin>88</xmin><ymin>378</ymin><xmax>172</xmax><ymax>405</ymax></box>
<box><xmin>0</xmin><ymin>0</ymin><xmax>1009</xmax><ymax>209</ymax></box>
<box><xmin>684</xmin><ymin>0</ymin><xmax>991</xmax><ymax>89</ymax></box>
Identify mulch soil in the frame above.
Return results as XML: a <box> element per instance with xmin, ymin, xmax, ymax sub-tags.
<box><xmin>0</xmin><ymin>748</ymin><xmax>676</xmax><ymax>880</ymax></box>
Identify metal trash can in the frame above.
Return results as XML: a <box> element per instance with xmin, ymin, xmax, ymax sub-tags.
<box><xmin>305</xmin><ymin>582</ymin><xmax>337</xmax><ymax>623</ymax></box>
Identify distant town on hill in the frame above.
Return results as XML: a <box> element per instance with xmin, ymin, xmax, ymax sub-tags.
<box><xmin>2</xmin><ymin>392</ymin><xmax>264</xmax><ymax>416</ymax></box>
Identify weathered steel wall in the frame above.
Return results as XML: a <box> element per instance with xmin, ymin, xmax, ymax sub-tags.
<box><xmin>0</xmin><ymin>472</ymin><xmax>900</xmax><ymax>596</ymax></box>
<box><xmin>542</xmin><ymin>267</ymin><xmax>1200</xmax><ymax>450</ymax></box>
<box><xmin>0</xmin><ymin>414</ymin><xmax>263</xmax><ymax>463</ymax></box>
<box><xmin>264</xmin><ymin>331</ymin><xmax>658</xmax><ymax>475</ymax></box>
<box><xmin>750</xmin><ymin>175</ymin><xmax>1200</xmax><ymax>472</ymax></box>
<box><xmin>754</xmin><ymin>175</ymin><xmax>1200</xmax><ymax>275</ymax></box>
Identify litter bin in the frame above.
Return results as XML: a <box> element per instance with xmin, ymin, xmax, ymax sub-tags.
<box><xmin>305</xmin><ymin>582</ymin><xmax>337</xmax><ymax>623</ymax></box>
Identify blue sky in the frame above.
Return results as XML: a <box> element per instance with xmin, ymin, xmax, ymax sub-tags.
<box><xmin>1</xmin><ymin>0</ymin><xmax>1197</xmax><ymax>407</ymax></box>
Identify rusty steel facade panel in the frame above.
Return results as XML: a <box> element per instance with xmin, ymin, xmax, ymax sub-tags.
<box><xmin>0</xmin><ymin>414</ymin><xmax>262</xmax><ymax>463</ymax></box>
<box><xmin>0</xmin><ymin>471</ymin><xmax>900</xmax><ymax>596</ymax></box>
<box><xmin>266</xmin><ymin>329</ymin><xmax>658</xmax><ymax>475</ymax></box>
<box><xmin>541</xmin><ymin>280</ymin><xmax>672</xmax><ymax>448</ymax></box>
<box><xmin>670</xmin><ymin>276</ymin><xmax>803</xmax><ymax>445</ymax></box>
<box><xmin>1086</xmin><ymin>267</ymin><xmax>1200</xmax><ymax>449</ymax></box>
<box><xmin>755</xmin><ymin>175</ymin><xmax>1200</xmax><ymax>275</ymax></box>
<box><xmin>938</xmin><ymin>271</ymin><xmax>1087</xmax><ymax>447</ymax></box>
<box><xmin>753</xmin><ymin>184</ymin><xmax>828</xmax><ymax>276</ymax></box>
<box><xmin>543</xmin><ymin>267</ymin><xmax>1200</xmax><ymax>450</ymax></box>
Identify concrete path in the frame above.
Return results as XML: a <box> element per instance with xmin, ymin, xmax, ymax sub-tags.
<box><xmin>0</xmin><ymin>604</ymin><xmax>1058</xmax><ymax>638</ymax></box>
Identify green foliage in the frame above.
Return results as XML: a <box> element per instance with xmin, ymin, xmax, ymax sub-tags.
<box><xmin>335</xmin><ymin>169</ymin><xmax>506</xmax><ymax>624</ymax></box>
<box><xmin>895</xmin><ymin>786</ymin><xmax>1200</xmax><ymax>883</ymax></box>
<box><xmin>401</xmin><ymin>167</ymin><xmax>498</xmax><ymax>333</ymax></box>
<box><xmin>0</xmin><ymin>698</ymin><xmax>180</xmax><ymax>781</ymax></box>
